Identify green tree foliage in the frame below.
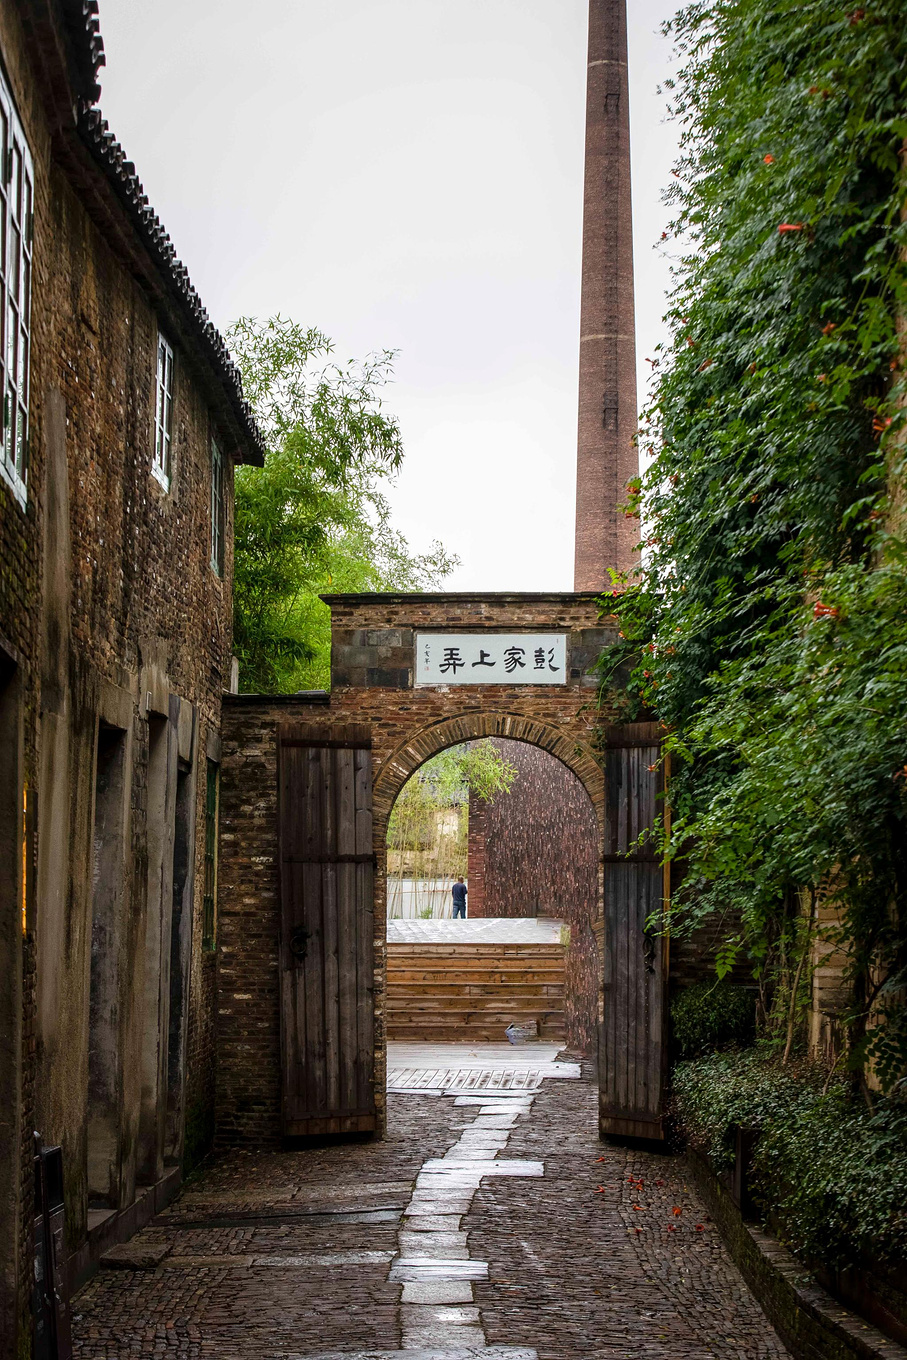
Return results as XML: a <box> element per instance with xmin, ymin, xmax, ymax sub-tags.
<box><xmin>388</xmin><ymin>741</ymin><xmax>518</xmax><ymax>857</ymax></box>
<box><xmin>387</xmin><ymin>742</ymin><xmax>518</xmax><ymax>916</ymax></box>
<box><xmin>390</xmin><ymin>741</ymin><xmax>519</xmax><ymax>835</ymax></box>
<box><xmin>600</xmin><ymin>0</ymin><xmax>907</xmax><ymax>1088</ymax></box>
<box><xmin>229</xmin><ymin>317</ymin><xmax>457</xmax><ymax>692</ymax></box>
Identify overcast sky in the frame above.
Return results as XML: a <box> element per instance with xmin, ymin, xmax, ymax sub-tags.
<box><xmin>98</xmin><ymin>1</ymin><xmax>680</xmax><ymax>591</ymax></box>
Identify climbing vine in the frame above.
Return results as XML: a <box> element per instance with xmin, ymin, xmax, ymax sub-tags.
<box><xmin>600</xmin><ymin>0</ymin><xmax>907</xmax><ymax>1089</ymax></box>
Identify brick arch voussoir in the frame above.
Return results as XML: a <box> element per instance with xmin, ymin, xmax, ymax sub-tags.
<box><xmin>373</xmin><ymin>711</ymin><xmax>604</xmax><ymax>831</ymax></box>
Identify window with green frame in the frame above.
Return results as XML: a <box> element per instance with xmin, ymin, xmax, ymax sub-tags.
<box><xmin>202</xmin><ymin>759</ymin><xmax>219</xmax><ymax>950</ymax></box>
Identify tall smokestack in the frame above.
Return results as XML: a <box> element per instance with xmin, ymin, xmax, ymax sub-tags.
<box><xmin>574</xmin><ymin>0</ymin><xmax>638</xmax><ymax>591</ymax></box>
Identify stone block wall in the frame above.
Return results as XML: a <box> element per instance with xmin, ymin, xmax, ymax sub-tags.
<box><xmin>328</xmin><ymin>609</ymin><xmax>611</xmax><ymax>695</ymax></box>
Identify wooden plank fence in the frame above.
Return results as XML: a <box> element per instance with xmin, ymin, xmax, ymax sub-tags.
<box><xmin>600</xmin><ymin>721</ymin><xmax>669</xmax><ymax>1140</ymax></box>
<box><xmin>277</xmin><ymin>724</ymin><xmax>376</xmax><ymax>1136</ymax></box>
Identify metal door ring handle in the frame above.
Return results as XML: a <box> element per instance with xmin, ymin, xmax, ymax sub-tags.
<box><xmin>290</xmin><ymin>926</ymin><xmax>310</xmax><ymax>961</ymax></box>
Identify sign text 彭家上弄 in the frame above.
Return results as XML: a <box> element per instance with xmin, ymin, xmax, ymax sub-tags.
<box><xmin>414</xmin><ymin>634</ymin><xmax>568</xmax><ymax>686</ymax></box>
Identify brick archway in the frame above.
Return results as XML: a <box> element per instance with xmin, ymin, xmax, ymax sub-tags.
<box><xmin>373</xmin><ymin>710</ymin><xmax>604</xmax><ymax>832</ymax></box>
<box><xmin>216</xmin><ymin>592</ymin><xmax>668</xmax><ymax>1147</ymax></box>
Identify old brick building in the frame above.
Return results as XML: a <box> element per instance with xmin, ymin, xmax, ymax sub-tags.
<box><xmin>0</xmin><ymin>2</ymin><xmax>262</xmax><ymax>1352</ymax></box>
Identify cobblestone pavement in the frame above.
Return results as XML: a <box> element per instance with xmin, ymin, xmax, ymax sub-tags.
<box><xmin>71</xmin><ymin>1072</ymin><xmax>790</xmax><ymax>1359</ymax></box>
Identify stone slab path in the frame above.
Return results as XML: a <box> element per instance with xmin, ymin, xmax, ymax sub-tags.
<box><xmin>71</xmin><ymin>1065</ymin><xmax>790</xmax><ymax>1360</ymax></box>
<box><xmin>387</xmin><ymin>1042</ymin><xmax>581</xmax><ymax>1094</ymax></box>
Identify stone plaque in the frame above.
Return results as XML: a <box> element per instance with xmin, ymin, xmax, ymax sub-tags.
<box><xmin>414</xmin><ymin>633</ymin><xmax>567</xmax><ymax>686</ymax></box>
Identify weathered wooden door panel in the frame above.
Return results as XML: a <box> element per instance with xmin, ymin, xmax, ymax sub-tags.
<box><xmin>601</xmin><ymin>721</ymin><xmax>668</xmax><ymax>1140</ymax></box>
<box><xmin>278</xmin><ymin>724</ymin><xmax>376</xmax><ymax>1136</ymax></box>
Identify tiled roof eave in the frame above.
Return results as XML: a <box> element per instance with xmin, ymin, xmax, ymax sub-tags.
<box><xmin>62</xmin><ymin>0</ymin><xmax>104</xmax><ymax>103</ymax></box>
<box><xmin>75</xmin><ymin>103</ymin><xmax>266</xmax><ymax>466</ymax></box>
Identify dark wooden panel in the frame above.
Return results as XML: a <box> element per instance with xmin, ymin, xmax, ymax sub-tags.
<box><xmin>279</xmin><ymin>721</ymin><xmax>372</xmax><ymax>749</ymax></box>
<box><xmin>600</xmin><ymin>723</ymin><xmax>668</xmax><ymax>1140</ymax></box>
<box><xmin>278</xmin><ymin>728</ymin><xmax>375</xmax><ymax>1137</ymax></box>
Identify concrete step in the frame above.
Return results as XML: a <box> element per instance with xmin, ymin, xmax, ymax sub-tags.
<box><xmin>299</xmin><ymin>1348</ymin><xmax>538</xmax><ymax>1359</ymax></box>
<box><xmin>388</xmin><ymin>956</ymin><xmax>565</xmax><ymax>969</ymax></box>
<box><xmin>388</xmin><ymin>944</ymin><xmax>564</xmax><ymax>958</ymax></box>
<box><xmin>387</xmin><ymin>1028</ymin><xmax>565</xmax><ymax>1043</ymax></box>
<box><xmin>388</xmin><ymin>1013</ymin><xmax>564</xmax><ymax>1027</ymax></box>
<box><xmin>391</xmin><ymin>1011</ymin><xmax>568</xmax><ymax>1022</ymax></box>
<box><xmin>389</xmin><ymin>959</ymin><xmax>564</xmax><ymax>969</ymax></box>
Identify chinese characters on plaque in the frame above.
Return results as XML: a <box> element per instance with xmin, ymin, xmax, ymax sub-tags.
<box><xmin>415</xmin><ymin>633</ymin><xmax>568</xmax><ymax>686</ymax></box>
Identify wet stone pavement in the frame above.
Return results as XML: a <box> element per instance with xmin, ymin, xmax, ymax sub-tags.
<box><xmin>72</xmin><ymin>1071</ymin><xmax>790</xmax><ymax>1359</ymax></box>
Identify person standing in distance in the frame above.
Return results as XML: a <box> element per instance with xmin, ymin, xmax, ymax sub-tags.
<box><xmin>451</xmin><ymin>876</ymin><xmax>467</xmax><ymax>919</ymax></box>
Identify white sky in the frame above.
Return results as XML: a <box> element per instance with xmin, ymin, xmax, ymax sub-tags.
<box><xmin>98</xmin><ymin>1</ymin><xmax>680</xmax><ymax>591</ymax></box>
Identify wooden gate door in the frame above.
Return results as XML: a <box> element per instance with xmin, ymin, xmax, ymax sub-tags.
<box><xmin>277</xmin><ymin>723</ymin><xmax>376</xmax><ymax>1136</ymax></box>
<box><xmin>600</xmin><ymin>721</ymin><xmax>669</xmax><ymax>1140</ymax></box>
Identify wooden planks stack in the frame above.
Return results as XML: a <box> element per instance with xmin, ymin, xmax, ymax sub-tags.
<box><xmin>386</xmin><ymin>941</ymin><xmax>566</xmax><ymax>1043</ymax></box>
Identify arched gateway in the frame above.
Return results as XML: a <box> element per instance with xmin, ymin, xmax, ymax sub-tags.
<box><xmin>215</xmin><ymin>592</ymin><xmax>668</xmax><ymax>1149</ymax></box>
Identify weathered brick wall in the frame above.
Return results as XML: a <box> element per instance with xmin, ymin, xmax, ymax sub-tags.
<box><xmin>30</xmin><ymin>154</ymin><xmax>237</xmax><ymax>1233</ymax></box>
<box><xmin>216</xmin><ymin>695</ymin><xmax>385</xmax><ymax>1147</ymax></box>
<box><xmin>324</xmin><ymin>596</ymin><xmax>612</xmax><ymax>829</ymax></box>
<box><xmin>217</xmin><ymin>595</ymin><xmax>616</xmax><ymax>1144</ymax></box>
<box><xmin>0</xmin><ymin>1</ymin><xmax>247</xmax><ymax>1329</ymax></box>
<box><xmin>216</xmin><ymin>695</ymin><xmax>284</xmax><ymax>1144</ymax></box>
<box><xmin>467</xmin><ymin>811</ymin><xmax>487</xmax><ymax>915</ymax></box>
<box><xmin>667</xmin><ymin>863</ymin><xmax>759</xmax><ymax>997</ymax></box>
<box><xmin>468</xmin><ymin>739</ymin><xmax>599</xmax><ymax>1053</ymax></box>
<box><xmin>0</xmin><ymin>8</ymin><xmax>52</xmax><ymax>1343</ymax></box>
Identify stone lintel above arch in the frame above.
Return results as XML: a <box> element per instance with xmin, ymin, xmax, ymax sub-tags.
<box><xmin>322</xmin><ymin>591</ymin><xmax>618</xmax><ymax>694</ymax></box>
<box><xmin>321</xmin><ymin>592</ymin><xmax>619</xmax><ymax>830</ymax></box>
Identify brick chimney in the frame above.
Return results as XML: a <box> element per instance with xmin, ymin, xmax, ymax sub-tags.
<box><xmin>574</xmin><ymin>0</ymin><xmax>639</xmax><ymax>591</ymax></box>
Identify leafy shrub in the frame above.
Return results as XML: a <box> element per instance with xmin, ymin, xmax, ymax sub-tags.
<box><xmin>671</xmin><ymin>980</ymin><xmax>756</xmax><ymax>1058</ymax></box>
<box><xmin>674</xmin><ymin>1049</ymin><xmax>907</xmax><ymax>1269</ymax></box>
